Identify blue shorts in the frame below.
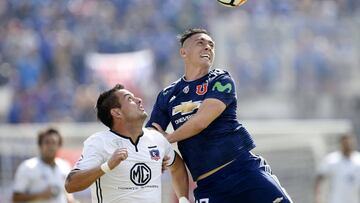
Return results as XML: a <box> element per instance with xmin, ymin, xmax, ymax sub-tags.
<box><xmin>194</xmin><ymin>151</ymin><xmax>292</xmax><ymax>203</ymax></box>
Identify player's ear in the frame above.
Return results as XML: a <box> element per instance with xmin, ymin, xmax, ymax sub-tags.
<box><xmin>110</xmin><ymin>108</ymin><xmax>122</xmax><ymax>118</ymax></box>
<box><xmin>179</xmin><ymin>47</ymin><xmax>186</xmax><ymax>58</ymax></box>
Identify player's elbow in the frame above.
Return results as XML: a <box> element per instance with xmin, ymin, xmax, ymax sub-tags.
<box><xmin>169</xmin><ymin>155</ymin><xmax>188</xmax><ymax>176</ymax></box>
<box><xmin>64</xmin><ymin>177</ymin><xmax>81</xmax><ymax>193</ymax></box>
<box><xmin>65</xmin><ymin>178</ymin><xmax>89</xmax><ymax>193</ymax></box>
<box><xmin>65</xmin><ymin>182</ymin><xmax>84</xmax><ymax>193</ymax></box>
<box><xmin>64</xmin><ymin>181</ymin><xmax>75</xmax><ymax>193</ymax></box>
<box><xmin>12</xmin><ymin>193</ymin><xmax>21</xmax><ymax>201</ymax></box>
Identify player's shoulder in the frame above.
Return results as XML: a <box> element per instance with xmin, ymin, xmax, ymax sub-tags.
<box><xmin>55</xmin><ymin>157</ymin><xmax>71</xmax><ymax>167</ymax></box>
<box><xmin>324</xmin><ymin>151</ymin><xmax>342</xmax><ymax>163</ymax></box>
<box><xmin>209</xmin><ymin>68</ymin><xmax>232</xmax><ymax>80</ymax></box>
<box><xmin>84</xmin><ymin>130</ymin><xmax>111</xmax><ymax>145</ymax></box>
<box><xmin>210</xmin><ymin>68</ymin><xmax>230</xmax><ymax>76</ymax></box>
<box><xmin>21</xmin><ymin>157</ymin><xmax>41</xmax><ymax>170</ymax></box>
<box><xmin>161</xmin><ymin>78</ymin><xmax>182</xmax><ymax>96</ymax></box>
<box><xmin>143</xmin><ymin>128</ymin><xmax>165</xmax><ymax>138</ymax></box>
<box><xmin>55</xmin><ymin>158</ymin><xmax>71</xmax><ymax>171</ymax></box>
<box><xmin>143</xmin><ymin>128</ymin><xmax>168</xmax><ymax>143</ymax></box>
<box><xmin>351</xmin><ymin>151</ymin><xmax>360</xmax><ymax>163</ymax></box>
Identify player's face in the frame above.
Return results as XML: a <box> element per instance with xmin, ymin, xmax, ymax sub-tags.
<box><xmin>115</xmin><ymin>89</ymin><xmax>147</xmax><ymax>121</ymax></box>
<box><xmin>341</xmin><ymin>136</ymin><xmax>355</xmax><ymax>153</ymax></box>
<box><xmin>181</xmin><ymin>33</ymin><xmax>215</xmax><ymax>68</ymax></box>
<box><xmin>39</xmin><ymin>134</ymin><xmax>61</xmax><ymax>161</ymax></box>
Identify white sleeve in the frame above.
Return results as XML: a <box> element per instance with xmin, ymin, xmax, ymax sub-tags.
<box><xmin>163</xmin><ymin>139</ymin><xmax>176</xmax><ymax>167</ymax></box>
<box><xmin>56</xmin><ymin>158</ymin><xmax>71</xmax><ymax>178</ymax></box>
<box><xmin>13</xmin><ymin>162</ymin><xmax>31</xmax><ymax>192</ymax></box>
<box><xmin>317</xmin><ymin>156</ymin><xmax>331</xmax><ymax>177</ymax></box>
<box><xmin>74</xmin><ymin>136</ymin><xmax>106</xmax><ymax>170</ymax></box>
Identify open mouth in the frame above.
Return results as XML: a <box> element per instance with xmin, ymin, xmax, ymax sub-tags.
<box><xmin>200</xmin><ymin>54</ymin><xmax>211</xmax><ymax>60</ymax></box>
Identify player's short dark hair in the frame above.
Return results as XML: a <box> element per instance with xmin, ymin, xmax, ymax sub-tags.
<box><xmin>339</xmin><ymin>133</ymin><xmax>354</xmax><ymax>142</ymax></box>
<box><xmin>37</xmin><ymin>127</ymin><xmax>62</xmax><ymax>147</ymax></box>
<box><xmin>96</xmin><ymin>84</ymin><xmax>124</xmax><ymax>128</ymax></box>
<box><xmin>178</xmin><ymin>28</ymin><xmax>210</xmax><ymax>47</ymax></box>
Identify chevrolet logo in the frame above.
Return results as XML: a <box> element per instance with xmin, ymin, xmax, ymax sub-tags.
<box><xmin>172</xmin><ymin>101</ymin><xmax>202</xmax><ymax>116</ymax></box>
<box><xmin>273</xmin><ymin>197</ymin><xmax>284</xmax><ymax>203</ymax></box>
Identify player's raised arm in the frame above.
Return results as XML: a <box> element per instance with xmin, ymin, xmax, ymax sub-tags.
<box><xmin>65</xmin><ymin>148</ymin><xmax>128</xmax><ymax>193</ymax></box>
<box><xmin>165</xmin><ymin>98</ymin><xmax>225</xmax><ymax>143</ymax></box>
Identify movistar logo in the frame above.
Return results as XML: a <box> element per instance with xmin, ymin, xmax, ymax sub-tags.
<box><xmin>212</xmin><ymin>82</ymin><xmax>232</xmax><ymax>93</ymax></box>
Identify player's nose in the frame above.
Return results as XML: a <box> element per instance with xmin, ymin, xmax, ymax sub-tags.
<box><xmin>204</xmin><ymin>42</ymin><xmax>212</xmax><ymax>50</ymax></box>
<box><xmin>136</xmin><ymin>97</ymin><xmax>142</xmax><ymax>104</ymax></box>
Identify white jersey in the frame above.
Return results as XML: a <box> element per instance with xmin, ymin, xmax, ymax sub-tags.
<box><xmin>13</xmin><ymin>157</ymin><xmax>71</xmax><ymax>203</ymax></box>
<box><xmin>317</xmin><ymin>151</ymin><xmax>360</xmax><ymax>203</ymax></box>
<box><xmin>74</xmin><ymin>128</ymin><xmax>176</xmax><ymax>203</ymax></box>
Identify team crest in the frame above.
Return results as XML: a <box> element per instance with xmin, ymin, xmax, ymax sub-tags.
<box><xmin>113</xmin><ymin>139</ymin><xmax>124</xmax><ymax>148</ymax></box>
<box><xmin>183</xmin><ymin>85</ymin><xmax>189</xmax><ymax>94</ymax></box>
<box><xmin>149</xmin><ymin>149</ymin><xmax>160</xmax><ymax>161</ymax></box>
<box><xmin>196</xmin><ymin>83</ymin><xmax>208</xmax><ymax>95</ymax></box>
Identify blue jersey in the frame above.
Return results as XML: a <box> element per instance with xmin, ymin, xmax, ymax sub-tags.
<box><xmin>146</xmin><ymin>69</ymin><xmax>255</xmax><ymax>180</ymax></box>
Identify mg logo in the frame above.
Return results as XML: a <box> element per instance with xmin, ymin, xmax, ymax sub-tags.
<box><xmin>130</xmin><ymin>163</ymin><xmax>152</xmax><ymax>186</ymax></box>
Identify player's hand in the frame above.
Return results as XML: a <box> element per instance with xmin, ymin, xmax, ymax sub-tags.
<box><xmin>38</xmin><ymin>186</ymin><xmax>55</xmax><ymax>199</ymax></box>
<box><xmin>162</xmin><ymin>155</ymin><xmax>170</xmax><ymax>173</ymax></box>
<box><xmin>152</xmin><ymin>123</ymin><xmax>168</xmax><ymax>136</ymax></box>
<box><xmin>107</xmin><ymin>148</ymin><xmax>128</xmax><ymax>170</ymax></box>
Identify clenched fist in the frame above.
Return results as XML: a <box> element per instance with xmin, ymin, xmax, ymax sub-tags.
<box><xmin>107</xmin><ymin>148</ymin><xmax>128</xmax><ymax>170</ymax></box>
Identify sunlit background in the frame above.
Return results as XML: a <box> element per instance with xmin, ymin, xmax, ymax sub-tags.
<box><xmin>0</xmin><ymin>0</ymin><xmax>359</xmax><ymax>202</ymax></box>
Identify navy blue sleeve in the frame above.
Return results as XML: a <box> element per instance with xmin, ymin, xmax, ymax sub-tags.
<box><xmin>145</xmin><ymin>91</ymin><xmax>170</xmax><ymax>130</ymax></box>
<box><xmin>206</xmin><ymin>73</ymin><xmax>236</xmax><ymax>106</ymax></box>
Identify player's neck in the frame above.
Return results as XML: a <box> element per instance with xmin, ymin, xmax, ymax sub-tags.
<box><xmin>41</xmin><ymin>156</ymin><xmax>56</xmax><ymax>167</ymax></box>
<box><xmin>184</xmin><ymin>65</ymin><xmax>209</xmax><ymax>81</ymax></box>
<box><xmin>113</xmin><ymin>122</ymin><xmax>143</xmax><ymax>143</ymax></box>
<box><xmin>342</xmin><ymin>150</ymin><xmax>352</xmax><ymax>158</ymax></box>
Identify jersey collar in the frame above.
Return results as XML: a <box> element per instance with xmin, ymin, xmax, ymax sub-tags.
<box><xmin>109</xmin><ymin>130</ymin><xmax>144</xmax><ymax>152</ymax></box>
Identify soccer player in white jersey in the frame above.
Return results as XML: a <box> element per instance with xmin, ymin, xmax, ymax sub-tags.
<box><xmin>315</xmin><ymin>133</ymin><xmax>360</xmax><ymax>203</ymax></box>
<box><xmin>65</xmin><ymin>84</ymin><xmax>190</xmax><ymax>203</ymax></box>
<box><xmin>12</xmin><ymin>128</ymin><xmax>76</xmax><ymax>203</ymax></box>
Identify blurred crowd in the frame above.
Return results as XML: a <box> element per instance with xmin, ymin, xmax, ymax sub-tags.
<box><xmin>0</xmin><ymin>0</ymin><xmax>359</xmax><ymax>123</ymax></box>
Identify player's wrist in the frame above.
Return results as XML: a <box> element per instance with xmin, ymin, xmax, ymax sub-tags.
<box><xmin>100</xmin><ymin>162</ymin><xmax>111</xmax><ymax>173</ymax></box>
<box><xmin>167</xmin><ymin>133</ymin><xmax>175</xmax><ymax>143</ymax></box>
<box><xmin>179</xmin><ymin>197</ymin><xmax>190</xmax><ymax>203</ymax></box>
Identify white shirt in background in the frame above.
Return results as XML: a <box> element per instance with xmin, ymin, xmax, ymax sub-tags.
<box><xmin>13</xmin><ymin>157</ymin><xmax>71</xmax><ymax>203</ymax></box>
<box><xmin>318</xmin><ymin>151</ymin><xmax>360</xmax><ymax>203</ymax></box>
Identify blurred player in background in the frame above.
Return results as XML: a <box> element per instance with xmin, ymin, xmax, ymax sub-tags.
<box><xmin>314</xmin><ymin>133</ymin><xmax>360</xmax><ymax>203</ymax></box>
<box><xmin>12</xmin><ymin>127</ymin><xmax>76</xmax><ymax>203</ymax></box>
<box><xmin>147</xmin><ymin>28</ymin><xmax>292</xmax><ymax>203</ymax></box>
<box><xmin>65</xmin><ymin>84</ymin><xmax>190</xmax><ymax>203</ymax></box>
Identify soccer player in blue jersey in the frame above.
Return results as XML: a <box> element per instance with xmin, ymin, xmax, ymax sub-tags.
<box><xmin>146</xmin><ymin>28</ymin><xmax>292</xmax><ymax>203</ymax></box>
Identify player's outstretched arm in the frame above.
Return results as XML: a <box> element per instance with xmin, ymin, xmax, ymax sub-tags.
<box><xmin>65</xmin><ymin>148</ymin><xmax>127</xmax><ymax>193</ymax></box>
<box><xmin>168</xmin><ymin>152</ymin><xmax>189</xmax><ymax>202</ymax></box>
<box><xmin>166</xmin><ymin>98</ymin><xmax>225</xmax><ymax>143</ymax></box>
<box><xmin>13</xmin><ymin>186</ymin><xmax>55</xmax><ymax>202</ymax></box>
<box><xmin>65</xmin><ymin>167</ymin><xmax>105</xmax><ymax>193</ymax></box>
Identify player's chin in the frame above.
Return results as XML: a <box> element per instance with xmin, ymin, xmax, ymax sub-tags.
<box><xmin>199</xmin><ymin>58</ymin><xmax>213</xmax><ymax>66</ymax></box>
<box><xmin>140</xmin><ymin>112</ymin><xmax>148</xmax><ymax>119</ymax></box>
